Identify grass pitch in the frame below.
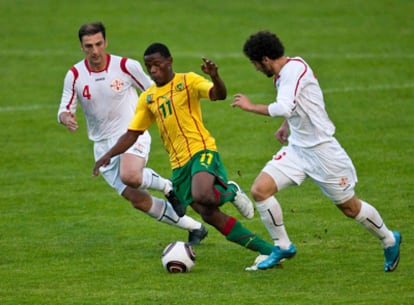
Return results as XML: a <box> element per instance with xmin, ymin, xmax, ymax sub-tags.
<box><xmin>1</xmin><ymin>0</ymin><xmax>413</xmax><ymax>304</ymax></box>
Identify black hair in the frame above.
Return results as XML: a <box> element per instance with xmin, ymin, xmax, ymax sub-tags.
<box><xmin>243</xmin><ymin>30</ymin><xmax>284</xmax><ymax>61</ymax></box>
<box><xmin>144</xmin><ymin>43</ymin><xmax>171</xmax><ymax>58</ymax></box>
<box><xmin>78</xmin><ymin>22</ymin><xmax>106</xmax><ymax>42</ymax></box>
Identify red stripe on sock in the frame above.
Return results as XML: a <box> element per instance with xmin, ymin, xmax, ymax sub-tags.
<box><xmin>221</xmin><ymin>216</ymin><xmax>237</xmax><ymax>235</ymax></box>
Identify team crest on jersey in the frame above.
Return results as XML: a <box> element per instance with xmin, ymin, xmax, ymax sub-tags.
<box><xmin>175</xmin><ymin>83</ymin><xmax>184</xmax><ymax>91</ymax></box>
<box><xmin>146</xmin><ymin>94</ymin><xmax>154</xmax><ymax>104</ymax></box>
<box><xmin>110</xmin><ymin>79</ymin><xmax>124</xmax><ymax>92</ymax></box>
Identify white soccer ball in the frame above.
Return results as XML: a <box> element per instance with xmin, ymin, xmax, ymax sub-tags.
<box><xmin>161</xmin><ymin>241</ymin><xmax>196</xmax><ymax>273</ymax></box>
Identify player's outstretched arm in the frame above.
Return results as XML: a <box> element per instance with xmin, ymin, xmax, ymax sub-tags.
<box><xmin>231</xmin><ymin>93</ymin><xmax>269</xmax><ymax>116</ymax></box>
<box><xmin>93</xmin><ymin>130</ymin><xmax>142</xmax><ymax>176</ymax></box>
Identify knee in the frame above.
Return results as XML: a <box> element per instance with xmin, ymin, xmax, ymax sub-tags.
<box><xmin>192</xmin><ymin>192</ymin><xmax>215</xmax><ymax>207</ymax></box>
<box><xmin>192</xmin><ymin>185</ymin><xmax>217</xmax><ymax>206</ymax></box>
<box><xmin>251</xmin><ymin>183</ymin><xmax>273</xmax><ymax>202</ymax></box>
<box><xmin>120</xmin><ymin>171</ymin><xmax>142</xmax><ymax>189</ymax></box>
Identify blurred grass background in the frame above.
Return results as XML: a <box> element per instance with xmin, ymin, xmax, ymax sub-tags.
<box><xmin>0</xmin><ymin>0</ymin><xmax>413</xmax><ymax>304</ymax></box>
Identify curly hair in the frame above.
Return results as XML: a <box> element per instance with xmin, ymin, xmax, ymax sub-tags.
<box><xmin>243</xmin><ymin>31</ymin><xmax>284</xmax><ymax>61</ymax></box>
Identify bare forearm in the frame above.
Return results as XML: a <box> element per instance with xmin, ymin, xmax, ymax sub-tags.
<box><xmin>245</xmin><ymin>103</ymin><xmax>270</xmax><ymax>115</ymax></box>
<box><xmin>93</xmin><ymin>130</ymin><xmax>142</xmax><ymax>176</ymax></box>
<box><xmin>232</xmin><ymin>93</ymin><xmax>270</xmax><ymax>116</ymax></box>
<box><xmin>106</xmin><ymin>131</ymin><xmax>141</xmax><ymax>158</ymax></box>
<box><xmin>210</xmin><ymin>75</ymin><xmax>227</xmax><ymax>100</ymax></box>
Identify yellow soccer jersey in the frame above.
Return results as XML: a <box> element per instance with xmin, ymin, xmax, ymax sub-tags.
<box><xmin>129</xmin><ymin>72</ymin><xmax>218</xmax><ymax>169</ymax></box>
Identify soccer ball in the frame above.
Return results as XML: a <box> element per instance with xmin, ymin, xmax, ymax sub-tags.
<box><xmin>161</xmin><ymin>241</ymin><xmax>196</xmax><ymax>273</ymax></box>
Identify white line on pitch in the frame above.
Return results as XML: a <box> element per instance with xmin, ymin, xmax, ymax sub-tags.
<box><xmin>0</xmin><ymin>83</ymin><xmax>412</xmax><ymax>113</ymax></box>
<box><xmin>1</xmin><ymin>49</ymin><xmax>414</xmax><ymax>60</ymax></box>
<box><xmin>0</xmin><ymin>104</ymin><xmax>56</xmax><ymax>112</ymax></box>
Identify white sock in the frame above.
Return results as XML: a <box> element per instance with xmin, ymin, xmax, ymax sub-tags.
<box><xmin>140</xmin><ymin>168</ymin><xmax>171</xmax><ymax>194</ymax></box>
<box><xmin>355</xmin><ymin>200</ymin><xmax>395</xmax><ymax>248</ymax></box>
<box><xmin>256</xmin><ymin>197</ymin><xmax>291</xmax><ymax>249</ymax></box>
<box><xmin>147</xmin><ymin>197</ymin><xmax>201</xmax><ymax>231</ymax></box>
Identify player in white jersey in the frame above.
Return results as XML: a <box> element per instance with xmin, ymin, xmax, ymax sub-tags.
<box><xmin>232</xmin><ymin>30</ymin><xmax>401</xmax><ymax>271</ymax></box>
<box><xmin>57</xmin><ymin>22</ymin><xmax>207</xmax><ymax>245</ymax></box>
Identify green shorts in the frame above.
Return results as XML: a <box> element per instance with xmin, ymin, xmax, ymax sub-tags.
<box><xmin>171</xmin><ymin>150</ymin><xmax>229</xmax><ymax>207</ymax></box>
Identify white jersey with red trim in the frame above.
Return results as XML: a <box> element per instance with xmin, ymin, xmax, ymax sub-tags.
<box><xmin>268</xmin><ymin>57</ymin><xmax>335</xmax><ymax>148</ymax></box>
<box><xmin>58</xmin><ymin>54</ymin><xmax>153</xmax><ymax>141</ymax></box>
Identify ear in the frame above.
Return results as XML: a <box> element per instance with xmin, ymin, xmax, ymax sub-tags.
<box><xmin>262</xmin><ymin>56</ymin><xmax>270</xmax><ymax>63</ymax></box>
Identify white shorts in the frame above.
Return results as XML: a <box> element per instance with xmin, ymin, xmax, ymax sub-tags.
<box><xmin>262</xmin><ymin>138</ymin><xmax>357</xmax><ymax>204</ymax></box>
<box><xmin>93</xmin><ymin>131</ymin><xmax>152</xmax><ymax>195</ymax></box>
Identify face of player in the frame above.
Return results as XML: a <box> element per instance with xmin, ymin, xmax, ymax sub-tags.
<box><xmin>252</xmin><ymin>58</ymin><xmax>274</xmax><ymax>78</ymax></box>
<box><xmin>144</xmin><ymin>53</ymin><xmax>173</xmax><ymax>87</ymax></box>
<box><xmin>80</xmin><ymin>32</ymin><xmax>108</xmax><ymax>71</ymax></box>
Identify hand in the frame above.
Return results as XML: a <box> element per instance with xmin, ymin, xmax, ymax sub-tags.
<box><xmin>93</xmin><ymin>155</ymin><xmax>111</xmax><ymax>177</ymax></box>
<box><xmin>60</xmin><ymin>112</ymin><xmax>78</xmax><ymax>132</ymax></box>
<box><xmin>200</xmin><ymin>57</ymin><xmax>219</xmax><ymax>77</ymax></box>
<box><xmin>231</xmin><ymin>93</ymin><xmax>253</xmax><ymax>111</ymax></box>
<box><xmin>275</xmin><ymin>122</ymin><xmax>289</xmax><ymax>144</ymax></box>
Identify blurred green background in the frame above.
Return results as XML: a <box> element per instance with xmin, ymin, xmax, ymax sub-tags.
<box><xmin>1</xmin><ymin>1</ymin><xmax>413</xmax><ymax>304</ymax></box>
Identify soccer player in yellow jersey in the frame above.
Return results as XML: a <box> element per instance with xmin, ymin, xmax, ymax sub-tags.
<box><xmin>93</xmin><ymin>43</ymin><xmax>274</xmax><ymax>270</ymax></box>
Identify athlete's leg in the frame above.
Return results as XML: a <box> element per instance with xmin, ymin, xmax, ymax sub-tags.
<box><xmin>188</xmin><ymin>170</ymin><xmax>271</xmax><ymax>254</ymax></box>
<box><xmin>119</xmin><ymin>130</ymin><xmax>172</xmax><ymax>194</ymax></box>
<box><xmin>337</xmin><ymin>195</ymin><xmax>401</xmax><ymax>272</ymax></box>
<box><xmin>338</xmin><ymin>196</ymin><xmax>395</xmax><ymax>248</ymax></box>
<box><xmin>191</xmin><ymin>201</ymin><xmax>273</xmax><ymax>255</ymax></box>
<box><xmin>253</xmin><ymin>145</ymin><xmax>306</xmax><ymax>249</ymax></box>
<box><xmin>249</xmin><ymin>148</ymin><xmax>304</xmax><ymax>270</ymax></box>
<box><xmin>191</xmin><ymin>171</ymin><xmax>217</xmax><ymax>207</ymax></box>
<box><xmin>311</xmin><ymin>138</ymin><xmax>400</xmax><ymax>271</ymax></box>
<box><xmin>99</xmin><ymin>145</ymin><xmax>206</xmax><ymax>242</ymax></box>
<box><xmin>120</xmin><ymin>153</ymin><xmax>171</xmax><ymax>194</ymax></box>
<box><xmin>251</xmin><ymin>172</ymin><xmax>292</xmax><ymax>249</ymax></box>
<box><xmin>121</xmin><ymin>186</ymin><xmax>201</xmax><ymax>231</ymax></box>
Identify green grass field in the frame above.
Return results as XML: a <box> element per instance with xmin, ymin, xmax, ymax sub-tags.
<box><xmin>1</xmin><ymin>0</ymin><xmax>413</xmax><ymax>304</ymax></box>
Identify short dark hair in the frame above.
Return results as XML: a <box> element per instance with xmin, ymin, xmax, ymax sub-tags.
<box><xmin>78</xmin><ymin>22</ymin><xmax>106</xmax><ymax>42</ymax></box>
<box><xmin>144</xmin><ymin>43</ymin><xmax>171</xmax><ymax>58</ymax></box>
<box><xmin>243</xmin><ymin>30</ymin><xmax>284</xmax><ymax>61</ymax></box>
